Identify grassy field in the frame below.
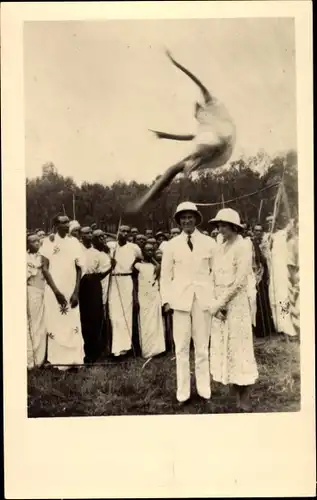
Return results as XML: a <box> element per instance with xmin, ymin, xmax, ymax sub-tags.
<box><xmin>28</xmin><ymin>336</ymin><xmax>300</xmax><ymax>417</ymax></box>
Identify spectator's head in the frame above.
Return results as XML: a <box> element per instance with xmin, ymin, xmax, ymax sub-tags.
<box><xmin>155</xmin><ymin>248</ymin><xmax>163</xmax><ymax>263</ymax></box>
<box><xmin>127</xmin><ymin>234</ymin><xmax>134</xmax><ymax>242</ymax></box>
<box><xmin>92</xmin><ymin>229</ymin><xmax>107</xmax><ymax>251</ymax></box>
<box><xmin>253</xmin><ymin>225</ymin><xmax>263</xmax><ymax>241</ymax></box>
<box><xmin>36</xmin><ymin>230</ymin><xmax>46</xmax><ymax>246</ymax></box>
<box><xmin>145</xmin><ymin>229</ymin><xmax>153</xmax><ymax>238</ymax></box>
<box><xmin>143</xmin><ymin>242</ymin><xmax>155</xmax><ymax>261</ymax></box>
<box><xmin>118</xmin><ymin>225</ymin><xmax>130</xmax><ymax>245</ymax></box>
<box><xmin>170</xmin><ymin>227</ymin><xmax>181</xmax><ymax>238</ymax></box>
<box><xmin>156</xmin><ymin>231</ymin><xmax>167</xmax><ymax>245</ymax></box>
<box><xmin>27</xmin><ymin>233</ymin><xmax>41</xmax><ymax>254</ymax></box>
<box><xmin>265</xmin><ymin>215</ymin><xmax>274</xmax><ymax>233</ymax></box>
<box><xmin>276</xmin><ymin>213</ymin><xmax>289</xmax><ymax>231</ymax></box>
<box><xmin>147</xmin><ymin>237</ymin><xmax>157</xmax><ymax>249</ymax></box>
<box><xmin>240</xmin><ymin>222</ymin><xmax>248</xmax><ymax>237</ymax></box>
<box><xmin>81</xmin><ymin>226</ymin><xmax>93</xmax><ymax>247</ymax></box>
<box><xmin>135</xmin><ymin>233</ymin><xmax>146</xmax><ymax>249</ymax></box>
<box><xmin>210</xmin><ymin>228</ymin><xmax>219</xmax><ymax>240</ymax></box>
<box><xmin>131</xmin><ymin>227</ymin><xmax>138</xmax><ymax>239</ymax></box>
<box><xmin>53</xmin><ymin>215</ymin><xmax>70</xmax><ymax>238</ymax></box>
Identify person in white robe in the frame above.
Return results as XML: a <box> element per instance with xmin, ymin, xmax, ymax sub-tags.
<box><xmin>242</xmin><ymin>233</ymin><xmax>257</xmax><ymax>327</ymax></box>
<box><xmin>268</xmin><ymin>221</ymin><xmax>297</xmax><ymax>337</ymax></box>
<box><xmin>134</xmin><ymin>243</ymin><xmax>166</xmax><ymax>358</ymax></box>
<box><xmin>41</xmin><ymin>215</ymin><xmax>85</xmax><ymax>370</ymax></box>
<box><xmin>286</xmin><ymin>220</ymin><xmax>300</xmax><ymax>337</ymax></box>
<box><xmin>27</xmin><ymin>234</ymin><xmax>47</xmax><ymax>369</ymax></box>
<box><xmin>108</xmin><ymin>226</ymin><xmax>143</xmax><ymax>357</ymax></box>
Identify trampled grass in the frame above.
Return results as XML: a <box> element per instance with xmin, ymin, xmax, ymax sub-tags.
<box><xmin>27</xmin><ymin>336</ymin><xmax>300</xmax><ymax>417</ymax></box>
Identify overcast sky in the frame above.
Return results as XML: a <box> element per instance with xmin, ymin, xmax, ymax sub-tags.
<box><xmin>24</xmin><ymin>18</ymin><xmax>296</xmax><ymax>185</ymax></box>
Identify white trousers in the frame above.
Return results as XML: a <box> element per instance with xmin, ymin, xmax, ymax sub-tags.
<box><xmin>173</xmin><ymin>295</ymin><xmax>211</xmax><ymax>402</ymax></box>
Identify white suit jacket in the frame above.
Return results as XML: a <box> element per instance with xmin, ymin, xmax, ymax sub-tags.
<box><xmin>160</xmin><ymin>229</ymin><xmax>216</xmax><ymax>312</ymax></box>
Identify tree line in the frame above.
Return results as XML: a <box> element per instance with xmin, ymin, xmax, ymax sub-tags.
<box><xmin>26</xmin><ymin>150</ymin><xmax>298</xmax><ymax>233</ymax></box>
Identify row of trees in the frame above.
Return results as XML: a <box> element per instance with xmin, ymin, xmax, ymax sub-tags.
<box><xmin>26</xmin><ymin>150</ymin><xmax>298</xmax><ymax>233</ymax></box>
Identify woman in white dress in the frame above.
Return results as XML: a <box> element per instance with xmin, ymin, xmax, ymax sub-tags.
<box><xmin>134</xmin><ymin>243</ymin><xmax>166</xmax><ymax>358</ymax></box>
<box><xmin>208</xmin><ymin>208</ymin><xmax>259</xmax><ymax>411</ymax></box>
<box><xmin>27</xmin><ymin>234</ymin><xmax>47</xmax><ymax>369</ymax></box>
<box><xmin>41</xmin><ymin>215</ymin><xmax>85</xmax><ymax>370</ymax></box>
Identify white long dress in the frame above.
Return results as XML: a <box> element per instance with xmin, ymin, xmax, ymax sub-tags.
<box><xmin>268</xmin><ymin>229</ymin><xmax>296</xmax><ymax>336</ymax></box>
<box><xmin>27</xmin><ymin>253</ymin><xmax>47</xmax><ymax>369</ymax></box>
<box><xmin>108</xmin><ymin>242</ymin><xmax>142</xmax><ymax>355</ymax></box>
<box><xmin>209</xmin><ymin>236</ymin><xmax>259</xmax><ymax>385</ymax></box>
<box><xmin>135</xmin><ymin>262</ymin><xmax>166</xmax><ymax>358</ymax></box>
<box><xmin>41</xmin><ymin>234</ymin><xmax>85</xmax><ymax>369</ymax></box>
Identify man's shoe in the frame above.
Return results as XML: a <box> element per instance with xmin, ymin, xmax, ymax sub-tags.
<box><xmin>176</xmin><ymin>398</ymin><xmax>191</xmax><ymax>407</ymax></box>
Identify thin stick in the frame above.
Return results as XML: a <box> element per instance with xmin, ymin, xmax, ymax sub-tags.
<box><xmin>258</xmin><ymin>199</ymin><xmax>263</xmax><ymax>223</ymax></box>
<box><xmin>73</xmin><ymin>193</ymin><xmax>76</xmax><ymax>220</ymax></box>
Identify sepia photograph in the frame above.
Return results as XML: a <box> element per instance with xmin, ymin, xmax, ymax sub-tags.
<box><xmin>24</xmin><ymin>16</ymin><xmax>301</xmax><ymax>418</ymax></box>
<box><xmin>2</xmin><ymin>2</ymin><xmax>314</xmax><ymax>498</ymax></box>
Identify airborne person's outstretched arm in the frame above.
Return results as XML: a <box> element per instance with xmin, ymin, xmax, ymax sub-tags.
<box><xmin>149</xmin><ymin>129</ymin><xmax>195</xmax><ymax>141</ymax></box>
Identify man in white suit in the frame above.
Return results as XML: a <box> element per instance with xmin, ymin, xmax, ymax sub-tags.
<box><xmin>160</xmin><ymin>202</ymin><xmax>216</xmax><ymax>404</ymax></box>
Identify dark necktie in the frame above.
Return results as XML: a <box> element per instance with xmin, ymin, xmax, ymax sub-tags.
<box><xmin>187</xmin><ymin>234</ymin><xmax>193</xmax><ymax>251</ymax></box>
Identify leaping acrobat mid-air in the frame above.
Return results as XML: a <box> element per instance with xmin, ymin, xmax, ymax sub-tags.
<box><xmin>125</xmin><ymin>50</ymin><xmax>236</xmax><ymax>215</ymax></box>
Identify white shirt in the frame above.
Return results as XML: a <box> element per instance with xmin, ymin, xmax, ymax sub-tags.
<box><xmin>40</xmin><ymin>233</ymin><xmax>85</xmax><ymax>292</ymax></box>
<box><xmin>108</xmin><ymin>241</ymin><xmax>142</xmax><ymax>274</ymax></box>
<box><xmin>160</xmin><ymin>229</ymin><xmax>216</xmax><ymax>312</ymax></box>
<box><xmin>41</xmin><ymin>233</ymin><xmax>85</xmax><ymax>267</ymax></box>
<box><xmin>81</xmin><ymin>246</ymin><xmax>111</xmax><ymax>275</ymax></box>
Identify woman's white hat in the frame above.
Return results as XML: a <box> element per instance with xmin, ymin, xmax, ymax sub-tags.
<box><xmin>174</xmin><ymin>201</ymin><xmax>203</xmax><ymax>226</ymax></box>
<box><xmin>208</xmin><ymin>208</ymin><xmax>243</xmax><ymax>230</ymax></box>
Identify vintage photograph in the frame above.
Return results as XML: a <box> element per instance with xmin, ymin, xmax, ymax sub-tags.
<box><xmin>25</xmin><ymin>18</ymin><xmax>300</xmax><ymax>418</ymax></box>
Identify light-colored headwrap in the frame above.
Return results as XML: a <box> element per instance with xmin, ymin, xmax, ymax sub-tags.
<box><xmin>69</xmin><ymin>220</ymin><xmax>81</xmax><ymax>234</ymax></box>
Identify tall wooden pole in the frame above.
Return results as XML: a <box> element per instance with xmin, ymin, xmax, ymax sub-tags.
<box><xmin>72</xmin><ymin>193</ymin><xmax>76</xmax><ymax>220</ymax></box>
<box><xmin>258</xmin><ymin>199</ymin><xmax>263</xmax><ymax>223</ymax></box>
